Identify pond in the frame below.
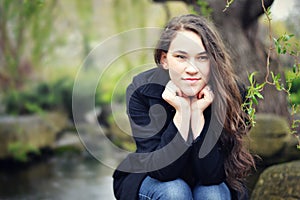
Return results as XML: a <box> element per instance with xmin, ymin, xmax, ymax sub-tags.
<box><xmin>0</xmin><ymin>154</ymin><xmax>116</xmax><ymax>200</ymax></box>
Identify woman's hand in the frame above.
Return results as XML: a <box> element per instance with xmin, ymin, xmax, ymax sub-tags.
<box><xmin>190</xmin><ymin>85</ymin><xmax>214</xmax><ymax>139</ymax></box>
<box><xmin>192</xmin><ymin>85</ymin><xmax>214</xmax><ymax>113</ymax></box>
<box><xmin>162</xmin><ymin>81</ymin><xmax>191</xmax><ymax>141</ymax></box>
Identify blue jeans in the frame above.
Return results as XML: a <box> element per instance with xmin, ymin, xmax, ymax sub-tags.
<box><xmin>139</xmin><ymin>176</ymin><xmax>231</xmax><ymax>200</ymax></box>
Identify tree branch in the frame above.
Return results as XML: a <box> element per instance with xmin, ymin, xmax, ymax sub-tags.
<box><xmin>242</xmin><ymin>0</ymin><xmax>274</xmax><ymax>28</ymax></box>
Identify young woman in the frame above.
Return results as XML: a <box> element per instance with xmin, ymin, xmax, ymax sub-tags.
<box><xmin>113</xmin><ymin>14</ymin><xmax>255</xmax><ymax>200</ymax></box>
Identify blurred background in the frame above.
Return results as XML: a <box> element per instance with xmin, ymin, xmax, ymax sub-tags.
<box><xmin>0</xmin><ymin>0</ymin><xmax>299</xmax><ymax>199</ymax></box>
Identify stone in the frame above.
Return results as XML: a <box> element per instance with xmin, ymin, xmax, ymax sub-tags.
<box><xmin>251</xmin><ymin>160</ymin><xmax>300</xmax><ymax>200</ymax></box>
<box><xmin>249</xmin><ymin>114</ymin><xmax>290</xmax><ymax>158</ymax></box>
<box><xmin>0</xmin><ymin>111</ymin><xmax>68</xmax><ymax>159</ymax></box>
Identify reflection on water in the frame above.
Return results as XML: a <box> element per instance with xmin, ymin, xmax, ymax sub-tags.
<box><xmin>0</xmin><ymin>155</ymin><xmax>116</xmax><ymax>200</ymax></box>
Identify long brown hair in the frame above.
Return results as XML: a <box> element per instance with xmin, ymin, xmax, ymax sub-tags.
<box><xmin>154</xmin><ymin>14</ymin><xmax>255</xmax><ymax>193</ymax></box>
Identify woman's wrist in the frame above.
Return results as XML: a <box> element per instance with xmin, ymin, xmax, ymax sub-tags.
<box><xmin>191</xmin><ymin>111</ymin><xmax>205</xmax><ymax>139</ymax></box>
<box><xmin>173</xmin><ymin>110</ymin><xmax>190</xmax><ymax>141</ymax></box>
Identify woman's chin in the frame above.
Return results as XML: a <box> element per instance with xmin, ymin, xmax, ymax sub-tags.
<box><xmin>182</xmin><ymin>91</ymin><xmax>198</xmax><ymax>98</ymax></box>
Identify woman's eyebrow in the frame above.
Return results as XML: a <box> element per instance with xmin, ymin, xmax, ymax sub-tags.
<box><xmin>171</xmin><ymin>50</ymin><xmax>188</xmax><ymax>54</ymax></box>
<box><xmin>197</xmin><ymin>51</ymin><xmax>208</xmax><ymax>55</ymax></box>
<box><xmin>171</xmin><ymin>50</ymin><xmax>207</xmax><ymax>55</ymax></box>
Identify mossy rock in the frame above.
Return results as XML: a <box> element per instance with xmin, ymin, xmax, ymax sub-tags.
<box><xmin>249</xmin><ymin>114</ymin><xmax>290</xmax><ymax>157</ymax></box>
<box><xmin>251</xmin><ymin>160</ymin><xmax>300</xmax><ymax>200</ymax></box>
<box><xmin>109</xmin><ymin>121</ymin><xmax>136</xmax><ymax>152</ymax></box>
<box><xmin>0</xmin><ymin>111</ymin><xmax>68</xmax><ymax>159</ymax></box>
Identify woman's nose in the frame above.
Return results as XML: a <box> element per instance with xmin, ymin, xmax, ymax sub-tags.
<box><xmin>185</xmin><ymin>61</ymin><xmax>199</xmax><ymax>74</ymax></box>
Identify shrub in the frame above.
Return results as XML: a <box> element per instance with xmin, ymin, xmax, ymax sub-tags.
<box><xmin>3</xmin><ymin>77</ymin><xmax>75</xmax><ymax>117</ymax></box>
<box><xmin>286</xmin><ymin>72</ymin><xmax>300</xmax><ymax>105</ymax></box>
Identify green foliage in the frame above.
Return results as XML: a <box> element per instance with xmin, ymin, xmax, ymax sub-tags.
<box><xmin>3</xmin><ymin>77</ymin><xmax>74</xmax><ymax>116</ymax></box>
<box><xmin>2</xmin><ymin>74</ymin><xmax>110</xmax><ymax>119</ymax></box>
<box><xmin>96</xmin><ymin>70</ymin><xmax>128</xmax><ymax>105</ymax></box>
<box><xmin>286</xmin><ymin>72</ymin><xmax>300</xmax><ymax>105</ymax></box>
<box><xmin>248</xmin><ymin>1</ymin><xmax>300</xmax><ymax>149</ymax></box>
<box><xmin>273</xmin><ymin>34</ymin><xmax>295</xmax><ymax>54</ymax></box>
<box><xmin>226</xmin><ymin>0</ymin><xmax>300</xmax><ymax>149</ymax></box>
<box><xmin>0</xmin><ymin>0</ymin><xmax>57</xmax><ymax>90</ymax></box>
<box><xmin>273</xmin><ymin>33</ymin><xmax>300</xmax><ymax>138</ymax></box>
<box><xmin>190</xmin><ymin>0</ymin><xmax>212</xmax><ymax>17</ymax></box>
<box><xmin>243</xmin><ymin>68</ymin><xmax>300</xmax><ymax>135</ymax></box>
<box><xmin>242</xmin><ymin>72</ymin><xmax>265</xmax><ymax>125</ymax></box>
<box><xmin>8</xmin><ymin>142</ymin><xmax>40</xmax><ymax>162</ymax></box>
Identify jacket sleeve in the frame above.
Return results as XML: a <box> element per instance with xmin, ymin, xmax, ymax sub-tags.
<box><xmin>118</xmin><ymin>82</ymin><xmax>192</xmax><ymax>181</ymax></box>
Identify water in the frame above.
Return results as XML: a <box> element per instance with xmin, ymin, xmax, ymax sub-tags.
<box><xmin>0</xmin><ymin>155</ymin><xmax>116</xmax><ymax>200</ymax></box>
<box><xmin>0</xmin><ymin>120</ymin><xmax>126</xmax><ymax>200</ymax></box>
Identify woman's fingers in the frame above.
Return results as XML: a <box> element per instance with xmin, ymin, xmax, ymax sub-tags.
<box><xmin>204</xmin><ymin>85</ymin><xmax>214</xmax><ymax>102</ymax></box>
<box><xmin>162</xmin><ymin>81</ymin><xmax>176</xmax><ymax>102</ymax></box>
<box><xmin>165</xmin><ymin>81</ymin><xmax>182</xmax><ymax>96</ymax></box>
<box><xmin>198</xmin><ymin>85</ymin><xmax>214</xmax><ymax>101</ymax></box>
<box><xmin>162</xmin><ymin>81</ymin><xmax>190</xmax><ymax>111</ymax></box>
<box><xmin>194</xmin><ymin>85</ymin><xmax>214</xmax><ymax>112</ymax></box>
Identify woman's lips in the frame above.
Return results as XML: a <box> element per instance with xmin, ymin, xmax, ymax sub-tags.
<box><xmin>183</xmin><ymin>78</ymin><xmax>201</xmax><ymax>84</ymax></box>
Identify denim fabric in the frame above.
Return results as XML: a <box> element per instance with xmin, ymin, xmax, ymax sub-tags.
<box><xmin>139</xmin><ymin>176</ymin><xmax>231</xmax><ymax>200</ymax></box>
<box><xmin>139</xmin><ymin>176</ymin><xmax>193</xmax><ymax>200</ymax></box>
<box><xmin>193</xmin><ymin>182</ymin><xmax>231</xmax><ymax>200</ymax></box>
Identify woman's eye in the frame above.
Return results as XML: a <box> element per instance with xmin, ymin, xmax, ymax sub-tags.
<box><xmin>175</xmin><ymin>55</ymin><xmax>186</xmax><ymax>59</ymax></box>
<box><xmin>197</xmin><ymin>56</ymin><xmax>209</xmax><ymax>61</ymax></box>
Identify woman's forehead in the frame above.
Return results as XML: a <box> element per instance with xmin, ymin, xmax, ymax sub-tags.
<box><xmin>169</xmin><ymin>30</ymin><xmax>205</xmax><ymax>53</ymax></box>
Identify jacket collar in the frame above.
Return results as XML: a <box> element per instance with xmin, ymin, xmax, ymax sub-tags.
<box><xmin>139</xmin><ymin>68</ymin><xmax>170</xmax><ymax>99</ymax></box>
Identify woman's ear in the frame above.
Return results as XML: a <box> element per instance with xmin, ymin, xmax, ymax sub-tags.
<box><xmin>160</xmin><ymin>52</ymin><xmax>168</xmax><ymax>70</ymax></box>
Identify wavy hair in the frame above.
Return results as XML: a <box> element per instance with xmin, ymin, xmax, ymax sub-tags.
<box><xmin>154</xmin><ymin>14</ymin><xmax>255</xmax><ymax>193</ymax></box>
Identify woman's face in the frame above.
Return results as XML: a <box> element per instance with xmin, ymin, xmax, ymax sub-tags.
<box><xmin>161</xmin><ymin>30</ymin><xmax>210</xmax><ymax>97</ymax></box>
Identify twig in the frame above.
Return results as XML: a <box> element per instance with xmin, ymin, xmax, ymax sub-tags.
<box><xmin>261</xmin><ymin>0</ymin><xmax>273</xmax><ymax>85</ymax></box>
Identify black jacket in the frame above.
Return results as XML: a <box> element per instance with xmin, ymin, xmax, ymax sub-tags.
<box><xmin>113</xmin><ymin>67</ymin><xmax>247</xmax><ymax>200</ymax></box>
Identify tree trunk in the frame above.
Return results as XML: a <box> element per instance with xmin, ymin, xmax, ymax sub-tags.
<box><xmin>153</xmin><ymin>0</ymin><xmax>290</xmax><ymax>118</ymax></box>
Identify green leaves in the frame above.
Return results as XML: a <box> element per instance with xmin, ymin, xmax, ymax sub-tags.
<box><xmin>248</xmin><ymin>72</ymin><xmax>265</xmax><ymax>103</ymax></box>
<box><xmin>273</xmin><ymin>34</ymin><xmax>294</xmax><ymax>54</ymax></box>
<box><xmin>242</xmin><ymin>72</ymin><xmax>265</xmax><ymax>126</ymax></box>
<box><xmin>270</xmin><ymin>33</ymin><xmax>300</xmax><ymax>150</ymax></box>
<box><xmin>271</xmin><ymin>72</ymin><xmax>283</xmax><ymax>91</ymax></box>
<box><xmin>196</xmin><ymin>0</ymin><xmax>212</xmax><ymax>17</ymax></box>
<box><xmin>8</xmin><ymin>141</ymin><xmax>40</xmax><ymax>162</ymax></box>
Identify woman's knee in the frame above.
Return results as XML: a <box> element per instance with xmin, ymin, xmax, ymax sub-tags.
<box><xmin>159</xmin><ymin>179</ymin><xmax>193</xmax><ymax>199</ymax></box>
<box><xmin>193</xmin><ymin>182</ymin><xmax>231</xmax><ymax>200</ymax></box>
<box><xmin>139</xmin><ymin>177</ymin><xmax>192</xmax><ymax>200</ymax></box>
